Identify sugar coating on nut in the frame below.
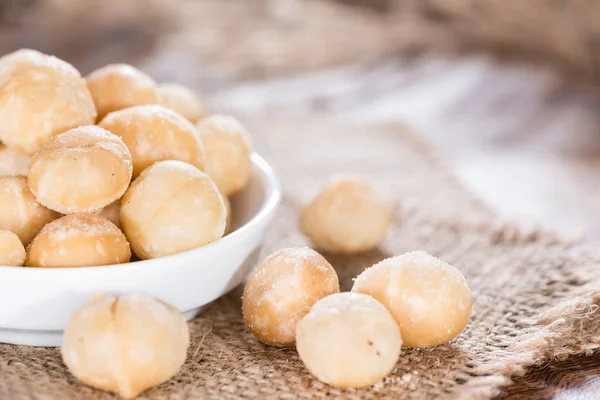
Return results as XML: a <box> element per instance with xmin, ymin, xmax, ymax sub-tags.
<box><xmin>0</xmin><ymin>176</ymin><xmax>59</xmax><ymax>245</ymax></box>
<box><xmin>62</xmin><ymin>293</ymin><xmax>190</xmax><ymax>399</ymax></box>
<box><xmin>26</xmin><ymin>214</ymin><xmax>131</xmax><ymax>268</ymax></box>
<box><xmin>0</xmin><ymin>230</ymin><xmax>26</xmax><ymax>266</ymax></box>
<box><xmin>0</xmin><ymin>143</ymin><xmax>31</xmax><ymax>176</ymax></box>
<box><xmin>86</xmin><ymin>63</ymin><xmax>158</xmax><ymax>120</ymax></box>
<box><xmin>242</xmin><ymin>247</ymin><xmax>340</xmax><ymax>347</ymax></box>
<box><xmin>296</xmin><ymin>292</ymin><xmax>402</xmax><ymax>388</ymax></box>
<box><xmin>28</xmin><ymin>126</ymin><xmax>133</xmax><ymax>214</ymax></box>
<box><xmin>158</xmin><ymin>83</ymin><xmax>205</xmax><ymax>122</ymax></box>
<box><xmin>99</xmin><ymin>104</ymin><xmax>205</xmax><ymax>178</ymax></box>
<box><xmin>0</xmin><ymin>49</ymin><xmax>97</xmax><ymax>154</ymax></box>
<box><xmin>352</xmin><ymin>251</ymin><xmax>472</xmax><ymax>348</ymax></box>
<box><xmin>300</xmin><ymin>177</ymin><xmax>392</xmax><ymax>254</ymax></box>
<box><xmin>195</xmin><ymin>115</ymin><xmax>252</xmax><ymax>197</ymax></box>
<box><xmin>120</xmin><ymin>160</ymin><xmax>226</xmax><ymax>259</ymax></box>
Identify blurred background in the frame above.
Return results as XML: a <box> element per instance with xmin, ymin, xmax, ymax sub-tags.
<box><xmin>2</xmin><ymin>0</ymin><xmax>600</xmax><ymax>245</ymax></box>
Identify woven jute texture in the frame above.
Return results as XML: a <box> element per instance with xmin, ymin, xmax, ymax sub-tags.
<box><xmin>1</xmin><ymin>115</ymin><xmax>600</xmax><ymax>399</ymax></box>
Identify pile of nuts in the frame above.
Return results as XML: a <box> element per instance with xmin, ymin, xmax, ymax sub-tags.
<box><xmin>0</xmin><ymin>49</ymin><xmax>251</xmax><ymax>269</ymax></box>
<box><xmin>243</xmin><ymin>178</ymin><xmax>472</xmax><ymax>388</ymax></box>
<box><xmin>0</xmin><ymin>48</ymin><xmax>474</xmax><ymax>398</ymax></box>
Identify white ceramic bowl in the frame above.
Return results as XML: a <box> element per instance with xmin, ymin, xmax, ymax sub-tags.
<box><xmin>0</xmin><ymin>153</ymin><xmax>281</xmax><ymax>347</ymax></box>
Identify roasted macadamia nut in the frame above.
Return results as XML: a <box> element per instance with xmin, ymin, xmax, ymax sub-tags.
<box><xmin>0</xmin><ymin>49</ymin><xmax>97</xmax><ymax>154</ymax></box>
<box><xmin>26</xmin><ymin>214</ymin><xmax>131</xmax><ymax>268</ymax></box>
<box><xmin>0</xmin><ymin>143</ymin><xmax>30</xmax><ymax>176</ymax></box>
<box><xmin>243</xmin><ymin>247</ymin><xmax>340</xmax><ymax>347</ymax></box>
<box><xmin>158</xmin><ymin>83</ymin><xmax>205</xmax><ymax>122</ymax></box>
<box><xmin>28</xmin><ymin>126</ymin><xmax>132</xmax><ymax>214</ymax></box>
<box><xmin>97</xmin><ymin>200</ymin><xmax>122</xmax><ymax>230</ymax></box>
<box><xmin>300</xmin><ymin>177</ymin><xmax>392</xmax><ymax>254</ymax></box>
<box><xmin>223</xmin><ymin>195</ymin><xmax>233</xmax><ymax>234</ymax></box>
<box><xmin>0</xmin><ymin>230</ymin><xmax>26</xmax><ymax>266</ymax></box>
<box><xmin>0</xmin><ymin>176</ymin><xmax>59</xmax><ymax>245</ymax></box>
<box><xmin>62</xmin><ymin>293</ymin><xmax>190</xmax><ymax>399</ymax></box>
<box><xmin>99</xmin><ymin>104</ymin><xmax>204</xmax><ymax>178</ymax></box>
<box><xmin>352</xmin><ymin>251</ymin><xmax>472</xmax><ymax>348</ymax></box>
<box><xmin>121</xmin><ymin>160</ymin><xmax>226</xmax><ymax>259</ymax></box>
<box><xmin>86</xmin><ymin>64</ymin><xmax>159</xmax><ymax>120</ymax></box>
<box><xmin>195</xmin><ymin>115</ymin><xmax>252</xmax><ymax>197</ymax></box>
<box><xmin>296</xmin><ymin>292</ymin><xmax>402</xmax><ymax>388</ymax></box>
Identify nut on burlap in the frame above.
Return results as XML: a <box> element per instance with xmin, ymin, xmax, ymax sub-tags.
<box><xmin>0</xmin><ymin>115</ymin><xmax>599</xmax><ymax>399</ymax></box>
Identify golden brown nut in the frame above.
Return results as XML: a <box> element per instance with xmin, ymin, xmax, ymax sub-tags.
<box><xmin>28</xmin><ymin>126</ymin><xmax>132</xmax><ymax>214</ymax></box>
<box><xmin>0</xmin><ymin>49</ymin><xmax>97</xmax><ymax>154</ymax></box>
<box><xmin>300</xmin><ymin>177</ymin><xmax>392</xmax><ymax>254</ymax></box>
<box><xmin>352</xmin><ymin>251</ymin><xmax>472</xmax><ymax>348</ymax></box>
<box><xmin>62</xmin><ymin>293</ymin><xmax>190</xmax><ymax>399</ymax></box>
<box><xmin>26</xmin><ymin>214</ymin><xmax>131</xmax><ymax>268</ymax></box>
<box><xmin>0</xmin><ymin>143</ymin><xmax>30</xmax><ymax>176</ymax></box>
<box><xmin>242</xmin><ymin>247</ymin><xmax>340</xmax><ymax>347</ymax></box>
<box><xmin>158</xmin><ymin>83</ymin><xmax>205</xmax><ymax>122</ymax></box>
<box><xmin>97</xmin><ymin>200</ymin><xmax>122</xmax><ymax>231</ymax></box>
<box><xmin>121</xmin><ymin>160</ymin><xmax>226</xmax><ymax>259</ymax></box>
<box><xmin>195</xmin><ymin>115</ymin><xmax>252</xmax><ymax>197</ymax></box>
<box><xmin>0</xmin><ymin>230</ymin><xmax>26</xmax><ymax>266</ymax></box>
<box><xmin>99</xmin><ymin>105</ymin><xmax>204</xmax><ymax>178</ymax></box>
<box><xmin>0</xmin><ymin>176</ymin><xmax>59</xmax><ymax>245</ymax></box>
<box><xmin>296</xmin><ymin>292</ymin><xmax>402</xmax><ymax>388</ymax></box>
<box><xmin>86</xmin><ymin>64</ymin><xmax>158</xmax><ymax>120</ymax></box>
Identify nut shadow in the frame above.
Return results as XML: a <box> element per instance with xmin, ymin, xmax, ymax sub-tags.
<box><xmin>320</xmin><ymin>247</ymin><xmax>391</xmax><ymax>291</ymax></box>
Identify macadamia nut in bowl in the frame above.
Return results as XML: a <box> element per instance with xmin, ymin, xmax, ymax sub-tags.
<box><xmin>28</xmin><ymin>125</ymin><xmax>133</xmax><ymax>214</ymax></box>
<box><xmin>0</xmin><ymin>153</ymin><xmax>280</xmax><ymax>346</ymax></box>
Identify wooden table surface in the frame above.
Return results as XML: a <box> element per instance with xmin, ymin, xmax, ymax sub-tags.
<box><xmin>200</xmin><ymin>56</ymin><xmax>600</xmax><ymax>399</ymax></box>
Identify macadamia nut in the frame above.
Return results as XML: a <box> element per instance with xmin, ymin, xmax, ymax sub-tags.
<box><xmin>86</xmin><ymin>64</ymin><xmax>159</xmax><ymax>120</ymax></box>
<box><xmin>99</xmin><ymin>104</ymin><xmax>204</xmax><ymax>178</ymax></box>
<box><xmin>352</xmin><ymin>251</ymin><xmax>472</xmax><ymax>348</ymax></box>
<box><xmin>158</xmin><ymin>83</ymin><xmax>205</xmax><ymax>122</ymax></box>
<box><xmin>296</xmin><ymin>292</ymin><xmax>402</xmax><ymax>388</ymax></box>
<box><xmin>0</xmin><ymin>230</ymin><xmax>26</xmax><ymax>266</ymax></box>
<box><xmin>97</xmin><ymin>200</ymin><xmax>122</xmax><ymax>230</ymax></box>
<box><xmin>243</xmin><ymin>247</ymin><xmax>340</xmax><ymax>347</ymax></box>
<box><xmin>0</xmin><ymin>49</ymin><xmax>96</xmax><ymax>154</ymax></box>
<box><xmin>62</xmin><ymin>293</ymin><xmax>190</xmax><ymax>399</ymax></box>
<box><xmin>0</xmin><ymin>176</ymin><xmax>59</xmax><ymax>245</ymax></box>
<box><xmin>195</xmin><ymin>115</ymin><xmax>252</xmax><ymax>197</ymax></box>
<box><xmin>28</xmin><ymin>126</ymin><xmax>132</xmax><ymax>214</ymax></box>
<box><xmin>300</xmin><ymin>177</ymin><xmax>392</xmax><ymax>254</ymax></box>
<box><xmin>121</xmin><ymin>160</ymin><xmax>226</xmax><ymax>259</ymax></box>
<box><xmin>0</xmin><ymin>143</ymin><xmax>30</xmax><ymax>176</ymax></box>
<box><xmin>26</xmin><ymin>214</ymin><xmax>131</xmax><ymax>268</ymax></box>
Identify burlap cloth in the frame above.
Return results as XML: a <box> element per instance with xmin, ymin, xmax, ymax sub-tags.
<box><xmin>1</xmin><ymin>115</ymin><xmax>600</xmax><ymax>399</ymax></box>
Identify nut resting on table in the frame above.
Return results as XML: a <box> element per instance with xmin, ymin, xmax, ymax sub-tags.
<box><xmin>0</xmin><ymin>48</ymin><xmax>474</xmax><ymax>398</ymax></box>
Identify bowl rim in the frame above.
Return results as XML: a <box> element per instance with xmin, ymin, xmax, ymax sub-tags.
<box><xmin>0</xmin><ymin>153</ymin><xmax>281</xmax><ymax>275</ymax></box>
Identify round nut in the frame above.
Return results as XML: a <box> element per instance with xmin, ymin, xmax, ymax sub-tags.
<box><xmin>120</xmin><ymin>160</ymin><xmax>226</xmax><ymax>259</ymax></box>
<box><xmin>99</xmin><ymin>104</ymin><xmax>204</xmax><ymax>178</ymax></box>
<box><xmin>28</xmin><ymin>126</ymin><xmax>132</xmax><ymax>214</ymax></box>
<box><xmin>86</xmin><ymin>63</ymin><xmax>158</xmax><ymax>120</ymax></box>
<box><xmin>0</xmin><ymin>143</ymin><xmax>31</xmax><ymax>176</ymax></box>
<box><xmin>0</xmin><ymin>176</ymin><xmax>59</xmax><ymax>245</ymax></box>
<box><xmin>195</xmin><ymin>115</ymin><xmax>252</xmax><ymax>197</ymax></box>
<box><xmin>62</xmin><ymin>293</ymin><xmax>190</xmax><ymax>399</ymax></box>
<box><xmin>352</xmin><ymin>251</ymin><xmax>472</xmax><ymax>348</ymax></box>
<box><xmin>296</xmin><ymin>292</ymin><xmax>402</xmax><ymax>388</ymax></box>
<box><xmin>26</xmin><ymin>214</ymin><xmax>131</xmax><ymax>268</ymax></box>
<box><xmin>158</xmin><ymin>83</ymin><xmax>205</xmax><ymax>122</ymax></box>
<box><xmin>300</xmin><ymin>177</ymin><xmax>391</xmax><ymax>254</ymax></box>
<box><xmin>0</xmin><ymin>230</ymin><xmax>26</xmax><ymax>266</ymax></box>
<box><xmin>97</xmin><ymin>200</ymin><xmax>122</xmax><ymax>231</ymax></box>
<box><xmin>0</xmin><ymin>49</ymin><xmax>97</xmax><ymax>154</ymax></box>
<box><xmin>243</xmin><ymin>247</ymin><xmax>340</xmax><ymax>347</ymax></box>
